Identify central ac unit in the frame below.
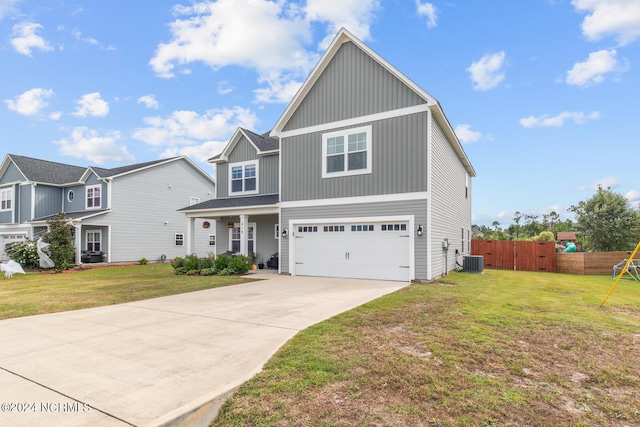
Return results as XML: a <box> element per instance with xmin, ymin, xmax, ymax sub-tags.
<box><xmin>463</xmin><ymin>255</ymin><xmax>484</xmax><ymax>273</ymax></box>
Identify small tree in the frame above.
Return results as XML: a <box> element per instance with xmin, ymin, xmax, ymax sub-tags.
<box><xmin>44</xmin><ymin>213</ymin><xmax>75</xmax><ymax>272</ymax></box>
<box><xmin>568</xmin><ymin>186</ymin><xmax>640</xmax><ymax>251</ymax></box>
<box><xmin>532</xmin><ymin>231</ymin><xmax>555</xmax><ymax>242</ymax></box>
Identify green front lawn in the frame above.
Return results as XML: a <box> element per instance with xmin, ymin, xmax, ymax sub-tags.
<box><xmin>213</xmin><ymin>270</ymin><xmax>640</xmax><ymax>426</ymax></box>
<box><xmin>0</xmin><ymin>264</ymin><xmax>253</xmax><ymax>320</ymax></box>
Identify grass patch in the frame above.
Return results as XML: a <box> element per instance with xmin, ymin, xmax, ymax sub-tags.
<box><xmin>213</xmin><ymin>270</ymin><xmax>640</xmax><ymax>426</ymax></box>
<box><xmin>0</xmin><ymin>264</ymin><xmax>253</xmax><ymax>320</ymax></box>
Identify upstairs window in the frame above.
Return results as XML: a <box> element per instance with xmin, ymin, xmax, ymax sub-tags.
<box><xmin>322</xmin><ymin>125</ymin><xmax>372</xmax><ymax>178</ymax></box>
<box><xmin>86</xmin><ymin>185</ymin><xmax>101</xmax><ymax>209</ymax></box>
<box><xmin>229</xmin><ymin>161</ymin><xmax>258</xmax><ymax>195</ymax></box>
<box><xmin>0</xmin><ymin>187</ymin><xmax>12</xmax><ymax>211</ymax></box>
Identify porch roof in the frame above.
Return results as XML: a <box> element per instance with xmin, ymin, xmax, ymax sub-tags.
<box><xmin>33</xmin><ymin>209</ymin><xmax>110</xmax><ymax>223</ymax></box>
<box><xmin>179</xmin><ymin>194</ymin><xmax>279</xmax><ymax>215</ymax></box>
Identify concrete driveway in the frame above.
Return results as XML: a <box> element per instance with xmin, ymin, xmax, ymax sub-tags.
<box><xmin>0</xmin><ymin>273</ymin><xmax>407</xmax><ymax>427</ymax></box>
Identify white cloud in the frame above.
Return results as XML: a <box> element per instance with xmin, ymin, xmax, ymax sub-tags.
<box><xmin>454</xmin><ymin>124</ymin><xmax>482</xmax><ymax>144</ymax></box>
<box><xmin>566</xmin><ymin>49</ymin><xmax>627</xmax><ymax>87</ymax></box>
<box><xmin>467</xmin><ymin>51</ymin><xmax>506</xmax><ymax>91</ymax></box>
<box><xmin>55</xmin><ymin>127</ymin><xmax>134</xmax><ymax>165</ymax></box>
<box><xmin>217</xmin><ymin>81</ymin><xmax>234</xmax><ymax>95</ymax></box>
<box><xmin>5</xmin><ymin>88</ymin><xmax>54</xmax><ymax>116</ymax></box>
<box><xmin>10</xmin><ymin>22</ymin><xmax>54</xmax><ymax>56</ymax></box>
<box><xmin>572</xmin><ymin>0</ymin><xmax>640</xmax><ymax>46</ymax></box>
<box><xmin>149</xmin><ymin>1</ymin><xmax>313</xmax><ymax>79</ymax></box>
<box><xmin>416</xmin><ymin>1</ymin><xmax>437</xmax><ymax>28</ymax></box>
<box><xmin>137</xmin><ymin>95</ymin><xmax>159</xmax><ymax>109</ymax></box>
<box><xmin>149</xmin><ymin>0</ymin><xmax>381</xmax><ymax>103</ymax></box>
<box><xmin>254</xmin><ymin>72</ymin><xmax>304</xmax><ymax>104</ymax></box>
<box><xmin>71</xmin><ymin>29</ymin><xmax>98</xmax><ymax>45</ymax></box>
<box><xmin>625</xmin><ymin>189</ymin><xmax>640</xmax><ymax>203</ymax></box>
<box><xmin>305</xmin><ymin>0</ymin><xmax>380</xmax><ymax>48</ymax></box>
<box><xmin>519</xmin><ymin>111</ymin><xmax>600</xmax><ymax>128</ymax></box>
<box><xmin>73</xmin><ymin>92</ymin><xmax>109</xmax><ymax>117</ymax></box>
<box><xmin>578</xmin><ymin>176</ymin><xmax>620</xmax><ymax>191</ymax></box>
<box><xmin>161</xmin><ymin>141</ymin><xmax>228</xmax><ymax>164</ymax></box>
<box><xmin>132</xmin><ymin>107</ymin><xmax>258</xmax><ymax>152</ymax></box>
<box><xmin>0</xmin><ymin>0</ymin><xmax>19</xmax><ymax>20</ymax></box>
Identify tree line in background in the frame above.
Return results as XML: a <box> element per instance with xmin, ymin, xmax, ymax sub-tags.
<box><xmin>474</xmin><ymin>186</ymin><xmax>640</xmax><ymax>252</ymax></box>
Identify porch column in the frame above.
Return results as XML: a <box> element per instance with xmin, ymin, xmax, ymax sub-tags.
<box><xmin>73</xmin><ymin>224</ymin><xmax>81</xmax><ymax>265</ymax></box>
<box><xmin>239</xmin><ymin>214</ymin><xmax>249</xmax><ymax>256</ymax></box>
<box><xmin>186</xmin><ymin>217</ymin><xmax>195</xmax><ymax>255</ymax></box>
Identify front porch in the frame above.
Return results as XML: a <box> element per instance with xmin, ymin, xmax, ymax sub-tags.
<box><xmin>181</xmin><ymin>194</ymin><xmax>280</xmax><ymax>269</ymax></box>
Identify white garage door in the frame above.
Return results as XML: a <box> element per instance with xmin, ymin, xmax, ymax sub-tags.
<box><xmin>0</xmin><ymin>234</ymin><xmax>27</xmax><ymax>261</ymax></box>
<box><xmin>292</xmin><ymin>221</ymin><xmax>411</xmax><ymax>282</ymax></box>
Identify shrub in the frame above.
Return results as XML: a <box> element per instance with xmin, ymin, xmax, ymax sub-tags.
<box><xmin>228</xmin><ymin>255</ymin><xmax>252</xmax><ymax>274</ymax></box>
<box><xmin>6</xmin><ymin>240</ymin><xmax>39</xmax><ymax>269</ymax></box>
<box><xmin>214</xmin><ymin>254</ymin><xmax>232</xmax><ymax>272</ymax></box>
<box><xmin>171</xmin><ymin>253</ymin><xmax>251</xmax><ymax>276</ymax></box>
<box><xmin>201</xmin><ymin>268</ymin><xmax>215</xmax><ymax>276</ymax></box>
<box><xmin>138</xmin><ymin>257</ymin><xmax>148</xmax><ymax>265</ymax></box>
<box><xmin>532</xmin><ymin>231</ymin><xmax>555</xmax><ymax>242</ymax></box>
<box><xmin>44</xmin><ymin>213</ymin><xmax>74</xmax><ymax>272</ymax></box>
<box><xmin>183</xmin><ymin>254</ymin><xmax>199</xmax><ymax>272</ymax></box>
<box><xmin>197</xmin><ymin>256</ymin><xmax>214</xmax><ymax>270</ymax></box>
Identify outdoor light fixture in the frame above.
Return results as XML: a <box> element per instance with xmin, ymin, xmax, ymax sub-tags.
<box><xmin>281</xmin><ymin>228</ymin><xmax>288</xmax><ymax>238</ymax></box>
<box><xmin>227</xmin><ymin>219</ymin><xmax>235</xmax><ymax>228</ymax></box>
<box><xmin>417</xmin><ymin>225</ymin><xmax>423</xmax><ymax>237</ymax></box>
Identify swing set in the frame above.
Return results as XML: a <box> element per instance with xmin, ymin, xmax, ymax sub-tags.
<box><xmin>601</xmin><ymin>241</ymin><xmax>640</xmax><ymax>305</ymax></box>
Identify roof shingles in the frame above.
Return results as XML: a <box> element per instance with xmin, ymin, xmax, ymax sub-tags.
<box><xmin>8</xmin><ymin>154</ymin><xmax>179</xmax><ymax>185</ymax></box>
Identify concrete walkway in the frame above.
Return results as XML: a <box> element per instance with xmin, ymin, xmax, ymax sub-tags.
<box><xmin>0</xmin><ymin>274</ymin><xmax>407</xmax><ymax>427</ymax></box>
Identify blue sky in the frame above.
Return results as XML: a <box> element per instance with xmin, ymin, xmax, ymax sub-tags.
<box><xmin>1</xmin><ymin>0</ymin><xmax>639</xmax><ymax>226</ymax></box>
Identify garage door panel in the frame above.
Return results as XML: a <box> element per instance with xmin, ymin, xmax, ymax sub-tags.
<box><xmin>292</xmin><ymin>221</ymin><xmax>411</xmax><ymax>282</ymax></box>
<box><xmin>0</xmin><ymin>234</ymin><xmax>27</xmax><ymax>261</ymax></box>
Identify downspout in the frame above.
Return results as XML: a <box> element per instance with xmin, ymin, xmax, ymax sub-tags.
<box><xmin>104</xmin><ymin>178</ymin><xmax>112</xmax><ymax>209</ymax></box>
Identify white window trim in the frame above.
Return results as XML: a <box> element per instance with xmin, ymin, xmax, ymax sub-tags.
<box><xmin>86</xmin><ymin>229</ymin><xmax>102</xmax><ymax>252</ymax></box>
<box><xmin>0</xmin><ymin>187</ymin><xmax>12</xmax><ymax>212</ymax></box>
<box><xmin>175</xmin><ymin>233</ymin><xmax>184</xmax><ymax>246</ymax></box>
<box><xmin>85</xmin><ymin>184</ymin><xmax>102</xmax><ymax>210</ymax></box>
<box><xmin>275</xmin><ymin>224</ymin><xmax>280</xmax><ymax>239</ymax></box>
<box><xmin>208</xmin><ymin>234</ymin><xmax>216</xmax><ymax>246</ymax></box>
<box><xmin>228</xmin><ymin>160</ymin><xmax>259</xmax><ymax>195</ymax></box>
<box><xmin>67</xmin><ymin>190</ymin><xmax>75</xmax><ymax>203</ymax></box>
<box><xmin>322</xmin><ymin>125</ymin><xmax>372</xmax><ymax>179</ymax></box>
<box><xmin>189</xmin><ymin>196</ymin><xmax>200</xmax><ymax>206</ymax></box>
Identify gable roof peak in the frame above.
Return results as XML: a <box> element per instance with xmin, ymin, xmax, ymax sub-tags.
<box><xmin>270</xmin><ymin>27</ymin><xmax>438</xmax><ymax>137</ymax></box>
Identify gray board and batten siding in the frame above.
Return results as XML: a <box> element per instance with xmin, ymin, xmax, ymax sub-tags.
<box><xmin>283</xmin><ymin>41</ymin><xmax>427</xmax><ymax>131</ymax></box>
<box><xmin>281</xmin><ymin>112</ymin><xmax>428</xmax><ymax>202</ymax></box>
<box><xmin>0</xmin><ymin>162</ymin><xmax>25</xmax><ymax>223</ymax></box>
<box><xmin>216</xmin><ymin>136</ymin><xmax>279</xmax><ymax>199</ymax></box>
<box><xmin>0</xmin><ymin>161</ymin><xmax>24</xmax><ymax>184</ymax></box>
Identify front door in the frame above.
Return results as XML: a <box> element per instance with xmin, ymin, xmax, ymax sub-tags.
<box><xmin>229</xmin><ymin>224</ymin><xmax>255</xmax><ymax>256</ymax></box>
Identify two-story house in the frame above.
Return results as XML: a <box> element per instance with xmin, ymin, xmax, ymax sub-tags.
<box><xmin>181</xmin><ymin>28</ymin><xmax>476</xmax><ymax>282</ymax></box>
<box><xmin>0</xmin><ymin>154</ymin><xmax>216</xmax><ymax>264</ymax></box>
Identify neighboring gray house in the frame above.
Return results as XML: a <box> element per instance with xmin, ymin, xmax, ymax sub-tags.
<box><xmin>0</xmin><ymin>154</ymin><xmax>216</xmax><ymax>264</ymax></box>
<box><xmin>181</xmin><ymin>28</ymin><xmax>476</xmax><ymax>282</ymax></box>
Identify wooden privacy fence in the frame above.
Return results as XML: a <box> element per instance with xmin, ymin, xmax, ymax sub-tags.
<box><xmin>471</xmin><ymin>240</ymin><xmax>557</xmax><ymax>272</ymax></box>
<box><xmin>557</xmin><ymin>251</ymin><xmax>640</xmax><ymax>275</ymax></box>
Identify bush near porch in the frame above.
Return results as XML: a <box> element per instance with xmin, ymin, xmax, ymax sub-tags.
<box><xmin>171</xmin><ymin>254</ymin><xmax>253</xmax><ymax>276</ymax></box>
